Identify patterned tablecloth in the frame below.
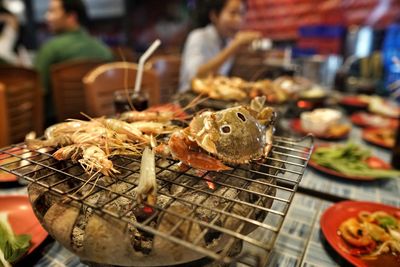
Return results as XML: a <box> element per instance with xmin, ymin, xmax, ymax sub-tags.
<box><xmin>1</xmin><ymin>125</ymin><xmax>399</xmax><ymax>267</ymax></box>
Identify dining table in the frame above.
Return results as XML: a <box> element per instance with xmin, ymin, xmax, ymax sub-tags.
<box><xmin>1</xmin><ymin>99</ymin><xmax>399</xmax><ymax>267</ymax></box>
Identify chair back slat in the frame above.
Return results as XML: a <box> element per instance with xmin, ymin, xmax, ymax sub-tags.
<box><xmin>149</xmin><ymin>54</ymin><xmax>181</xmax><ymax>103</ymax></box>
<box><xmin>51</xmin><ymin>59</ymin><xmax>105</xmax><ymax>121</ymax></box>
<box><xmin>83</xmin><ymin>62</ymin><xmax>160</xmax><ymax>117</ymax></box>
<box><xmin>0</xmin><ymin>67</ymin><xmax>43</xmax><ymax>146</ymax></box>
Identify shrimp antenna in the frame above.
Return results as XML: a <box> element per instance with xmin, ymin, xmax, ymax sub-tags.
<box><xmin>70</xmin><ymin>169</ymin><xmax>100</xmax><ymax>198</ymax></box>
<box><xmin>182</xmin><ymin>94</ymin><xmax>209</xmax><ymax>112</ymax></box>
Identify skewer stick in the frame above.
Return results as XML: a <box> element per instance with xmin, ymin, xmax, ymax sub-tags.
<box><xmin>134</xmin><ymin>39</ymin><xmax>162</xmax><ymax>94</ymax></box>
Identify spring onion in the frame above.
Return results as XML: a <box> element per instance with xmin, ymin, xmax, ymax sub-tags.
<box><xmin>0</xmin><ymin>213</ymin><xmax>31</xmax><ymax>267</ymax></box>
<box><xmin>311</xmin><ymin>143</ymin><xmax>400</xmax><ymax>178</ymax></box>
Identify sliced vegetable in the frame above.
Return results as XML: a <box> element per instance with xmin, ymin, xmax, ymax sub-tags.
<box><xmin>366</xmin><ymin>157</ymin><xmax>391</xmax><ymax>170</ymax></box>
<box><xmin>311</xmin><ymin>143</ymin><xmax>400</xmax><ymax>178</ymax></box>
<box><xmin>389</xmin><ymin>229</ymin><xmax>400</xmax><ymax>241</ymax></box>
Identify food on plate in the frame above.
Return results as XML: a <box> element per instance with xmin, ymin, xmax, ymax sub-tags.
<box><xmin>299</xmin><ymin>85</ymin><xmax>327</xmax><ymax>100</ymax></box>
<box><xmin>338</xmin><ymin>210</ymin><xmax>400</xmax><ymax>259</ymax></box>
<box><xmin>363</xmin><ymin>128</ymin><xmax>395</xmax><ymax>149</ymax></box>
<box><xmin>162</xmin><ymin>97</ymin><xmax>276</xmax><ymax>171</ymax></box>
<box><xmin>369</xmin><ymin>97</ymin><xmax>400</xmax><ymax>118</ymax></box>
<box><xmin>120</xmin><ymin>110</ymin><xmax>177</xmax><ymax>123</ymax></box>
<box><xmin>0</xmin><ymin>213</ymin><xmax>31</xmax><ymax>267</ymax></box>
<box><xmin>300</xmin><ymin>108</ymin><xmax>350</xmax><ymax>137</ymax></box>
<box><xmin>341</xmin><ymin>94</ymin><xmax>400</xmax><ymax>118</ymax></box>
<box><xmin>351</xmin><ymin>112</ymin><xmax>398</xmax><ymax>128</ymax></box>
<box><xmin>192</xmin><ymin>76</ymin><xmax>248</xmax><ymax>101</ymax></box>
<box><xmin>120</xmin><ymin>103</ymin><xmax>189</xmax><ymax>123</ymax></box>
<box><xmin>340</xmin><ymin>94</ymin><xmax>371</xmax><ymax>107</ymax></box>
<box><xmin>272</xmin><ymin>76</ymin><xmax>312</xmax><ymax>95</ymax></box>
<box><xmin>311</xmin><ymin>143</ymin><xmax>400</xmax><ymax>178</ymax></box>
<box><xmin>248</xmin><ymin>79</ymin><xmax>288</xmax><ymax>103</ymax></box>
<box><xmin>191</xmin><ymin>75</ymin><xmax>312</xmax><ymax>103</ymax></box>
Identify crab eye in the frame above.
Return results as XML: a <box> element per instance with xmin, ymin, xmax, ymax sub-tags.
<box><xmin>220</xmin><ymin>125</ymin><xmax>231</xmax><ymax>134</ymax></box>
<box><xmin>237</xmin><ymin>112</ymin><xmax>246</xmax><ymax>122</ymax></box>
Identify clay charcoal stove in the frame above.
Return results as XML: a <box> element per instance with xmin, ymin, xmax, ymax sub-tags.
<box><xmin>0</xmin><ymin>135</ymin><xmax>313</xmax><ymax>266</ymax></box>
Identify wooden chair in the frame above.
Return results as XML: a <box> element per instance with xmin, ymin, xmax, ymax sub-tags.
<box><xmin>110</xmin><ymin>46</ymin><xmax>139</xmax><ymax>62</ymax></box>
<box><xmin>51</xmin><ymin>59</ymin><xmax>105</xmax><ymax>122</ymax></box>
<box><xmin>0</xmin><ymin>67</ymin><xmax>43</xmax><ymax>147</ymax></box>
<box><xmin>83</xmin><ymin>62</ymin><xmax>160</xmax><ymax>117</ymax></box>
<box><xmin>148</xmin><ymin>54</ymin><xmax>181</xmax><ymax>103</ymax></box>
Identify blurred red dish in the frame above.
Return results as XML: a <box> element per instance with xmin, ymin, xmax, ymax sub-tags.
<box><xmin>0</xmin><ymin>195</ymin><xmax>48</xmax><ymax>258</ymax></box>
<box><xmin>0</xmin><ymin>147</ymin><xmax>23</xmax><ymax>183</ymax></box>
<box><xmin>351</xmin><ymin>112</ymin><xmax>398</xmax><ymax>129</ymax></box>
<box><xmin>320</xmin><ymin>201</ymin><xmax>400</xmax><ymax>267</ymax></box>
<box><xmin>340</xmin><ymin>96</ymin><xmax>369</xmax><ymax>108</ymax></box>
<box><xmin>362</xmin><ymin>128</ymin><xmax>395</xmax><ymax>149</ymax></box>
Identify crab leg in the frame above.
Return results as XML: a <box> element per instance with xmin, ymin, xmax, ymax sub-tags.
<box><xmin>264</xmin><ymin>127</ymin><xmax>274</xmax><ymax>157</ymax></box>
<box><xmin>168</xmin><ymin>131</ymin><xmax>231</xmax><ymax>172</ymax></box>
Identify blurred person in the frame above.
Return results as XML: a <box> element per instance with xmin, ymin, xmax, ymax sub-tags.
<box><xmin>0</xmin><ymin>0</ymin><xmax>19</xmax><ymax>64</ymax></box>
<box><xmin>35</xmin><ymin>0</ymin><xmax>113</xmax><ymax>126</ymax></box>
<box><xmin>179</xmin><ymin>0</ymin><xmax>261</xmax><ymax>92</ymax></box>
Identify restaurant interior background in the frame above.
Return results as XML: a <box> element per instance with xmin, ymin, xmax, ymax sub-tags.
<box><xmin>1</xmin><ymin>1</ymin><xmax>400</xmax><ymax>267</ymax></box>
<box><xmin>5</xmin><ymin>0</ymin><xmax>400</xmax><ymax>92</ymax></box>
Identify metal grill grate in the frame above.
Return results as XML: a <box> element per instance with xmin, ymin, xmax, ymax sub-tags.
<box><xmin>0</xmin><ymin>135</ymin><xmax>313</xmax><ymax>266</ymax></box>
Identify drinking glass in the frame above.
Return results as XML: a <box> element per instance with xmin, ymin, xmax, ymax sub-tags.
<box><xmin>114</xmin><ymin>90</ymin><xmax>149</xmax><ymax>114</ymax></box>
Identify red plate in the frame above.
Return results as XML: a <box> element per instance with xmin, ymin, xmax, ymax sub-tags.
<box><xmin>320</xmin><ymin>201</ymin><xmax>400</xmax><ymax>267</ymax></box>
<box><xmin>0</xmin><ymin>195</ymin><xmax>48</xmax><ymax>259</ymax></box>
<box><xmin>351</xmin><ymin>112</ymin><xmax>398</xmax><ymax>129</ymax></box>
<box><xmin>0</xmin><ymin>147</ymin><xmax>23</xmax><ymax>183</ymax></box>
<box><xmin>362</xmin><ymin>128</ymin><xmax>394</xmax><ymax>149</ymax></box>
<box><xmin>291</xmin><ymin>119</ymin><xmax>350</xmax><ymax>140</ymax></box>
<box><xmin>340</xmin><ymin>96</ymin><xmax>369</xmax><ymax>108</ymax></box>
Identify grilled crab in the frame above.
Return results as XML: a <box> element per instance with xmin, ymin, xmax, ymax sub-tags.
<box><xmin>168</xmin><ymin>97</ymin><xmax>276</xmax><ymax>171</ymax></box>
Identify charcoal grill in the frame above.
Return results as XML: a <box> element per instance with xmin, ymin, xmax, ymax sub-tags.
<box><xmin>0</xmin><ymin>135</ymin><xmax>313</xmax><ymax>267</ymax></box>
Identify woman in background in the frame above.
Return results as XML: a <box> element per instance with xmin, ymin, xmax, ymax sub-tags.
<box><xmin>0</xmin><ymin>0</ymin><xmax>18</xmax><ymax>64</ymax></box>
<box><xmin>179</xmin><ymin>0</ymin><xmax>261</xmax><ymax>92</ymax></box>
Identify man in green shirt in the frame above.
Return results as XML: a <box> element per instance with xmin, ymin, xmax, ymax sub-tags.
<box><xmin>35</xmin><ymin>0</ymin><xmax>113</xmax><ymax>126</ymax></box>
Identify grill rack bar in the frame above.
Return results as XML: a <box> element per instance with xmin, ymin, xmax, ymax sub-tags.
<box><xmin>0</xmin><ymin>135</ymin><xmax>313</xmax><ymax>266</ymax></box>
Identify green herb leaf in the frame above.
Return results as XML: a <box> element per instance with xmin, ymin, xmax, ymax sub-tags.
<box><xmin>0</xmin><ymin>213</ymin><xmax>31</xmax><ymax>265</ymax></box>
<box><xmin>377</xmin><ymin>216</ymin><xmax>397</xmax><ymax>228</ymax></box>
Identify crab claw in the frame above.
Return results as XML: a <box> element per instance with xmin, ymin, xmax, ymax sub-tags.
<box><xmin>168</xmin><ymin>131</ymin><xmax>231</xmax><ymax>172</ymax></box>
<box><xmin>250</xmin><ymin>96</ymin><xmax>266</xmax><ymax>112</ymax></box>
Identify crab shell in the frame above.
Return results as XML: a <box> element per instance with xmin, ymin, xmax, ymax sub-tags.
<box><xmin>188</xmin><ymin>105</ymin><xmax>275</xmax><ymax>164</ymax></box>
